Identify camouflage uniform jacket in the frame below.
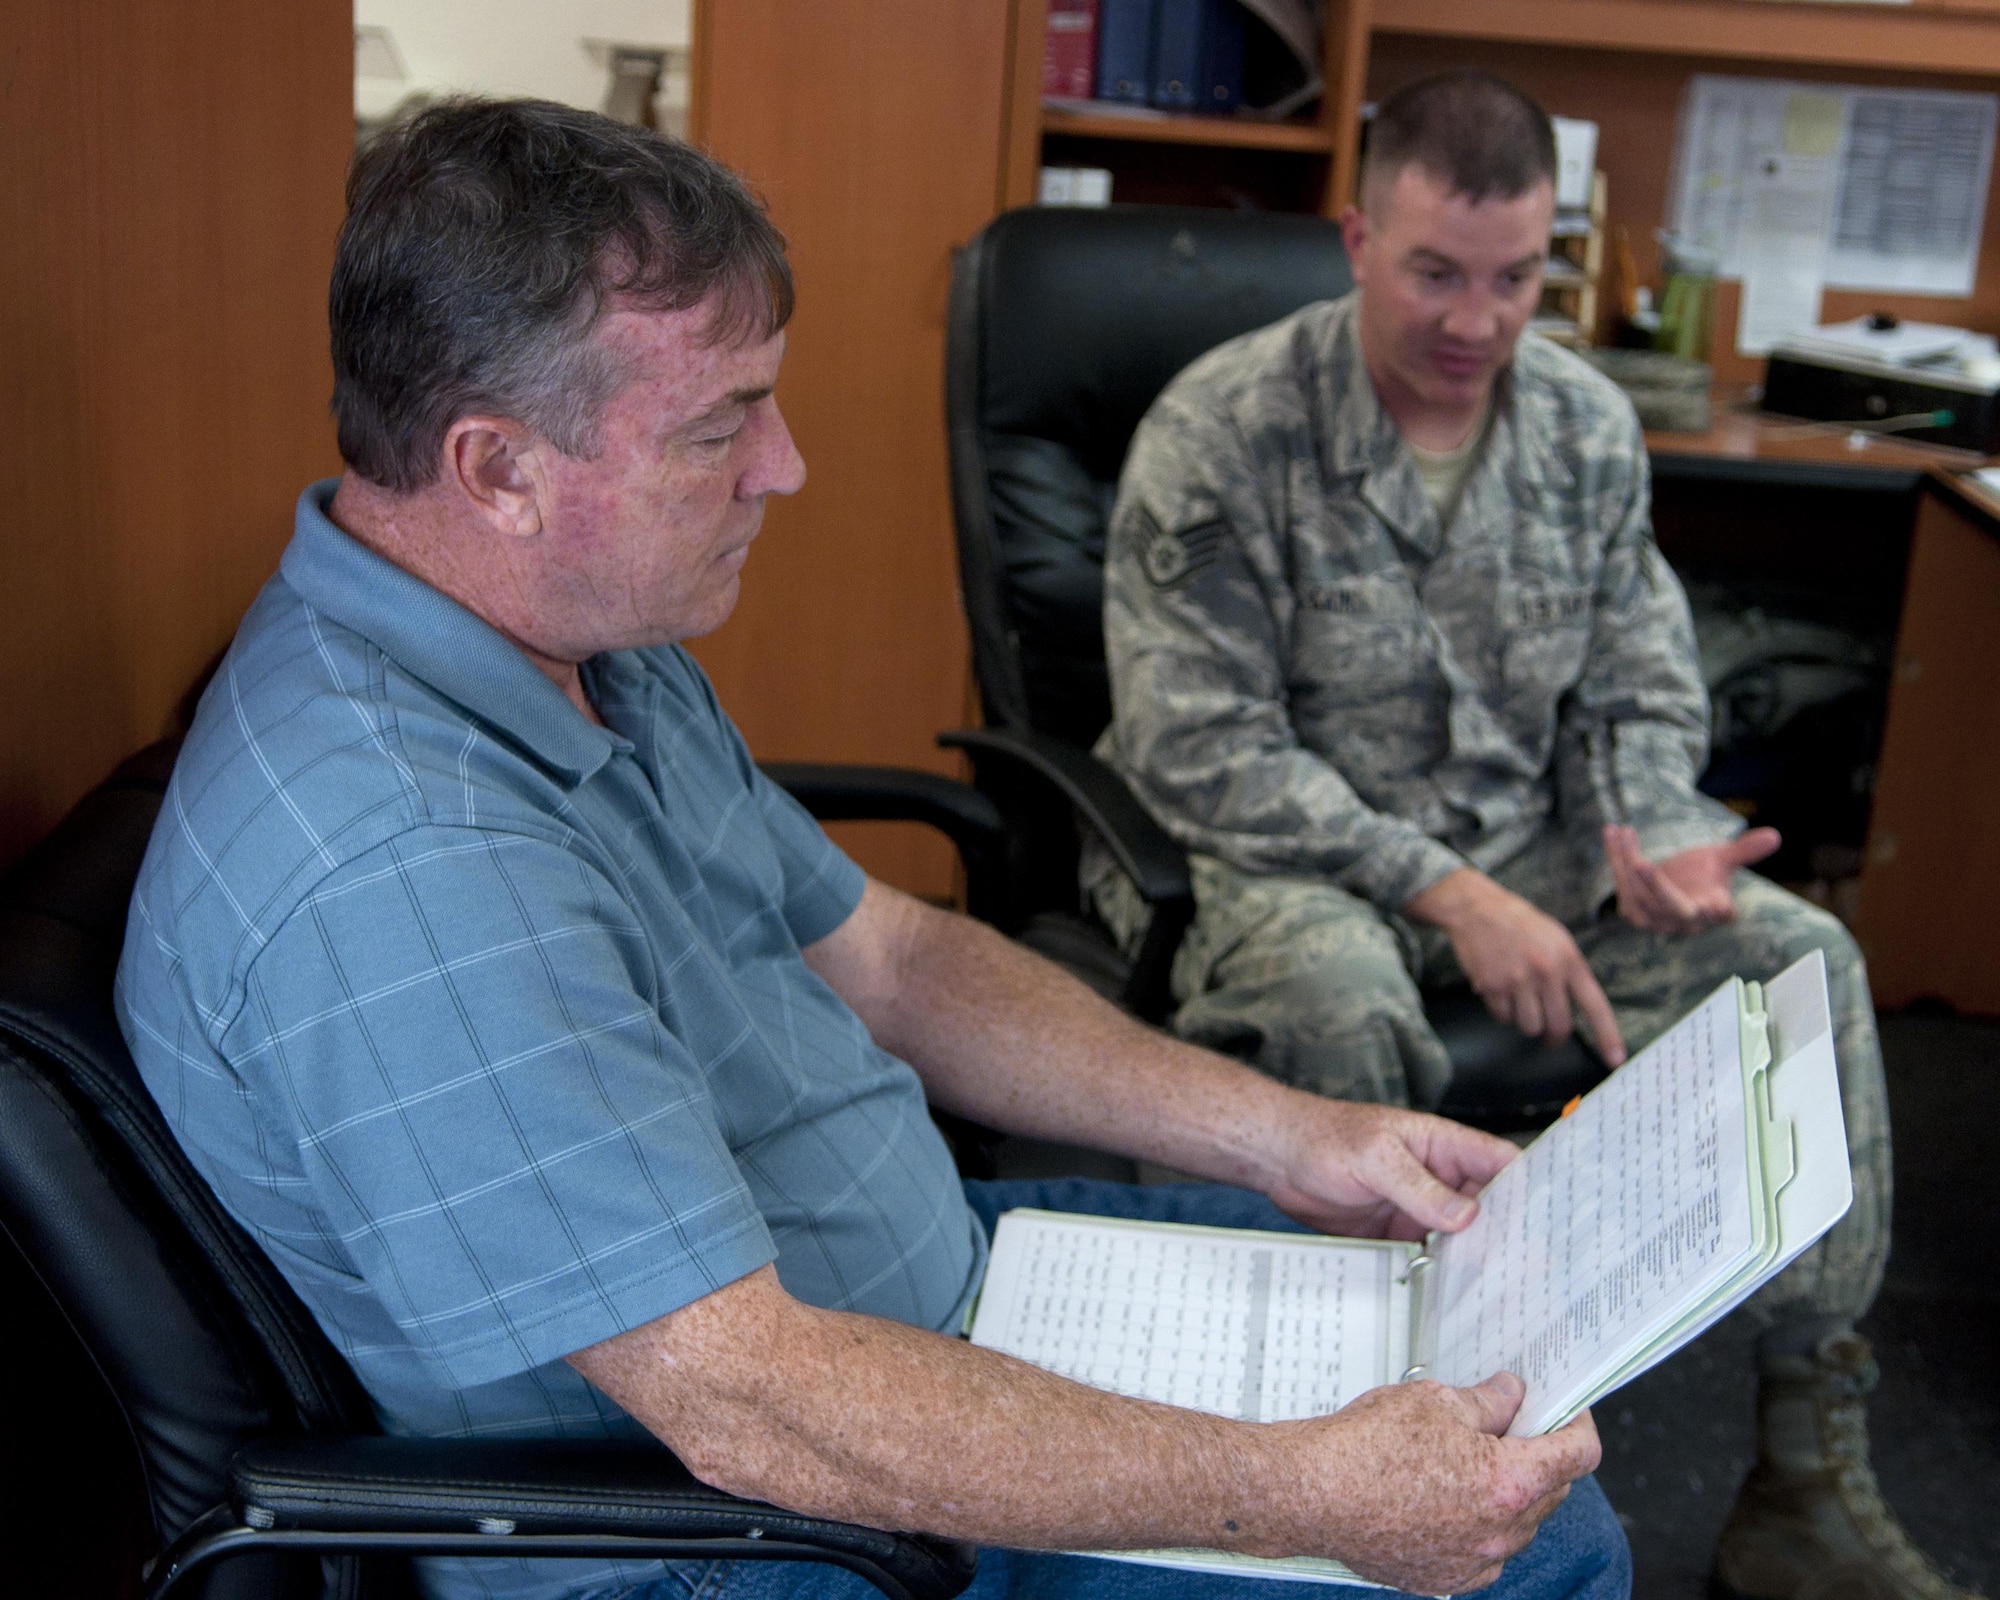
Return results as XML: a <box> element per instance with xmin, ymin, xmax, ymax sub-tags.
<box><xmin>1098</xmin><ymin>292</ymin><xmax>1742</xmax><ymax>920</ymax></box>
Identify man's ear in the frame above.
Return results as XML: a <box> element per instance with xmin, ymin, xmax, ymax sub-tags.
<box><xmin>443</xmin><ymin>417</ymin><xmax>545</xmax><ymax>539</ymax></box>
<box><xmin>1339</xmin><ymin>203</ymin><xmax>1370</xmax><ymax>285</ymax></box>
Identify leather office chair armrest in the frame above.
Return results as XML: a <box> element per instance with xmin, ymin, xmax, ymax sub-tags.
<box><xmin>934</xmin><ymin>730</ymin><xmax>1186</xmax><ymax>904</ymax></box>
<box><xmin>759</xmin><ymin>762</ymin><xmax>1007</xmax><ymax>924</ymax></box>
<box><xmin>146</xmin><ymin>1436</ymin><xmax>975</xmax><ymax>1600</ymax></box>
<box><xmin>937</xmin><ymin>728</ymin><xmax>1192</xmax><ymax>1020</ymax></box>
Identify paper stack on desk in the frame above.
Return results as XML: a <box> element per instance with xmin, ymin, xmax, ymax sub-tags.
<box><xmin>1778</xmin><ymin>317</ymin><xmax>2000</xmax><ymax>377</ymax></box>
<box><xmin>968</xmin><ymin>952</ymin><xmax>1852</xmax><ymax>1586</ymax></box>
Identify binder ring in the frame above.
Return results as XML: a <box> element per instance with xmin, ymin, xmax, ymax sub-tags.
<box><xmin>1401</xmin><ymin>1363</ymin><xmax>1430</xmax><ymax>1382</ymax></box>
<box><xmin>1396</xmin><ymin>1254</ymin><xmax>1434</xmax><ymax>1287</ymax></box>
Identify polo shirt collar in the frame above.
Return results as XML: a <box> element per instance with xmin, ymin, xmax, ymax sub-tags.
<box><xmin>279</xmin><ymin>481</ymin><xmax>620</xmax><ymax>785</ymax></box>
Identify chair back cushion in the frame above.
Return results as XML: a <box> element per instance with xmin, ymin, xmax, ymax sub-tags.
<box><xmin>946</xmin><ymin>204</ymin><xmax>1352</xmax><ymax>744</ymax></box>
<box><xmin>0</xmin><ymin>742</ymin><xmax>375</xmax><ymax>1592</ymax></box>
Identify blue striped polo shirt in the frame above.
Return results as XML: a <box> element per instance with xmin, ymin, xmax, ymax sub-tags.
<box><xmin>116</xmin><ymin>482</ymin><xmax>985</xmax><ymax>1599</ymax></box>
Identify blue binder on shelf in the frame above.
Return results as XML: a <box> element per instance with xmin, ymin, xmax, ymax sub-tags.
<box><xmin>1095</xmin><ymin>0</ymin><xmax>1156</xmax><ymax>105</ymax></box>
<box><xmin>1152</xmin><ymin>0</ymin><xmax>1245</xmax><ymax>112</ymax></box>
<box><xmin>1151</xmin><ymin>0</ymin><xmax>1204</xmax><ymax>109</ymax></box>
<box><xmin>1198</xmin><ymin>0</ymin><xmax>1245</xmax><ymax>113</ymax></box>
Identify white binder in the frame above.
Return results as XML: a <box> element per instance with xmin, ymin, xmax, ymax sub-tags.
<box><xmin>968</xmin><ymin>952</ymin><xmax>1853</xmax><ymax>1585</ymax></box>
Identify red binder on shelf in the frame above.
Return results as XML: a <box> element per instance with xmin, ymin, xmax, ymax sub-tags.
<box><xmin>1044</xmin><ymin>0</ymin><xmax>1100</xmax><ymax>101</ymax></box>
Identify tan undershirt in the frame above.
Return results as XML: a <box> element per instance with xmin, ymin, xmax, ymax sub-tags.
<box><xmin>1407</xmin><ymin>410</ymin><xmax>1492</xmax><ymax>529</ymax></box>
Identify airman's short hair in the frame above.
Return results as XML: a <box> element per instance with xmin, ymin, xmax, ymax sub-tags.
<box><xmin>1362</xmin><ymin>69</ymin><xmax>1557</xmax><ymax>208</ymax></box>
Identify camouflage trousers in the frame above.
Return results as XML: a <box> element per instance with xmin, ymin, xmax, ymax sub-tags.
<box><xmin>1100</xmin><ymin>837</ymin><xmax>1890</xmax><ymax>1330</ymax></box>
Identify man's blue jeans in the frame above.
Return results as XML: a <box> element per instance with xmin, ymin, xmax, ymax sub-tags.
<box><xmin>593</xmin><ymin>1178</ymin><xmax>1633</xmax><ymax>1600</ymax></box>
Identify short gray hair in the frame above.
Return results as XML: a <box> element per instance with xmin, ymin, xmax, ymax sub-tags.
<box><xmin>330</xmin><ymin>97</ymin><xmax>794</xmax><ymax>492</ymax></box>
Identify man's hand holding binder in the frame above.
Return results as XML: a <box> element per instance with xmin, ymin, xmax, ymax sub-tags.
<box><xmin>1225</xmin><ymin>1086</ymin><xmax>1608</xmax><ymax>1593</ymax></box>
<box><xmin>1296</xmin><ymin>1371</ymin><xmax>1602</xmax><ymax>1594</ymax></box>
<box><xmin>1258</xmin><ymin>1096</ymin><xmax>1516</xmax><ymax>1242</ymax></box>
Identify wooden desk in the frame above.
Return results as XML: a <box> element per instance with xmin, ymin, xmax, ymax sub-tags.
<box><xmin>1644</xmin><ymin>386</ymin><xmax>1973</xmax><ymax>490</ymax></box>
<box><xmin>1639</xmin><ymin>401</ymin><xmax>2000</xmax><ymax>1013</ymax></box>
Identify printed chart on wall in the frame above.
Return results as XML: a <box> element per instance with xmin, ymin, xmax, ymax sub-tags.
<box><xmin>1667</xmin><ymin>75</ymin><xmax>1999</xmax><ymax>353</ymax></box>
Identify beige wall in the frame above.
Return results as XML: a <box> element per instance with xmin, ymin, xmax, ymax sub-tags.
<box><xmin>355</xmin><ymin>0</ymin><xmax>690</xmax><ymax>129</ymax></box>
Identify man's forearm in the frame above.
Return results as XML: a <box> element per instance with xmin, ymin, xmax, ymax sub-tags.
<box><xmin>570</xmin><ymin>1265</ymin><xmax>1290</xmax><ymax>1558</ymax></box>
<box><xmin>570</xmin><ymin>1263</ymin><xmax>1596</xmax><ymax>1596</ymax></box>
<box><xmin>805</xmin><ymin>878</ymin><xmax>1516</xmax><ymax>1240</ymax></box>
<box><xmin>838</xmin><ymin>884</ymin><xmax>1299</xmax><ymax>1189</ymax></box>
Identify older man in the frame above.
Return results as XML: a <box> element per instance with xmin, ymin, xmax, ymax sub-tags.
<box><xmin>116</xmin><ymin>101</ymin><xmax>1626</xmax><ymax>1600</ymax></box>
<box><xmin>1096</xmin><ymin>68</ymin><xmax>1957</xmax><ymax>1600</ymax></box>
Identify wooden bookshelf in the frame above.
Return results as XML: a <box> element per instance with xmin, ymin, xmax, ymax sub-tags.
<box><xmin>1041</xmin><ymin>105</ymin><xmax>1333</xmax><ymax>152</ymax></box>
<box><xmin>1382</xmin><ymin>0</ymin><xmax>2000</xmax><ymax>78</ymax></box>
<box><xmin>1001</xmin><ymin>0</ymin><xmax>1368</xmax><ymax>212</ymax></box>
<box><xmin>1005</xmin><ymin>0</ymin><xmax>2000</xmax><ymax>291</ymax></box>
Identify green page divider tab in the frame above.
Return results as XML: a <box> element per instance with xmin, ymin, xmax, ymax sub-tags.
<box><xmin>1742</xmin><ymin>980</ymin><xmax>1796</xmax><ymax>1272</ymax></box>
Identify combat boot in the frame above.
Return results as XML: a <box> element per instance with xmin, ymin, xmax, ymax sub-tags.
<box><xmin>1715</xmin><ymin>1331</ymin><xmax>1981</xmax><ymax>1600</ymax></box>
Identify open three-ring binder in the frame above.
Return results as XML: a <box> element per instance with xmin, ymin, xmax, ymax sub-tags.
<box><xmin>967</xmin><ymin>951</ymin><xmax>1853</xmax><ymax>1586</ymax></box>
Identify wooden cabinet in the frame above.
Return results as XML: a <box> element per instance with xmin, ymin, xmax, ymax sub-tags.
<box><xmin>688</xmin><ymin>0</ymin><xmax>1022</xmax><ymax>899</ymax></box>
<box><xmin>1852</xmin><ymin>479</ymin><xmax>2000</xmax><ymax>1013</ymax></box>
<box><xmin>0</xmin><ymin>0</ymin><xmax>352</xmax><ymax>873</ymax></box>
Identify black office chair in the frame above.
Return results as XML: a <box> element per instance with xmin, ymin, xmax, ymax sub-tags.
<box><xmin>940</xmin><ymin>204</ymin><xmax>1605</xmax><ymax>1130</ymax></box>
<box><xmin>0</xmin><ymin>740</ymin><xmax>983</xmax><ymax>1600</ymax></box>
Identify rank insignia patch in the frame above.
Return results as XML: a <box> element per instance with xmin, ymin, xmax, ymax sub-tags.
<box><xmin>1139</xmin><ymin>515</ymin><xmax>1226</xmax><ymax>588</ymax></box>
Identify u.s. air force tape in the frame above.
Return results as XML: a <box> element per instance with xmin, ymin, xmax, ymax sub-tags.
<box><xmin>1139</xmin><ymin>515</ymin><xmax>1227</xmax><ymax>588</ymax></box>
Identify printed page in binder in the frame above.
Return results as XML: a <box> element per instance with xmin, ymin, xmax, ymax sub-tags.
<box><xmin>971</xmin><ymin>1214</ymin><xmax>1400</xmax><ymax>1422</ymax></box>
<box><xmin>1428</xmin><ymin>981</ymin><xmax>1757</xmax><ymax>1436</ymax></box>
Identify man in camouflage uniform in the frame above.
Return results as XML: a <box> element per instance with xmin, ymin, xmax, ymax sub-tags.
<box><xmin>1095</xmin><ymin>68</ymin><xmax>1971</xmax><ymax>1600</ymax></box>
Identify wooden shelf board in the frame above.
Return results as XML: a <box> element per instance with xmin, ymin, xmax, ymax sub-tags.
<box><xmin>1376</xmin><ymin>0</ymin><xmax>2000</xmax><ymax>77</ymax></box>
<box><xmin>1041</xmin><ymin>106</ymin><xmax>1333</xmax><ymax>152</ymax></box>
